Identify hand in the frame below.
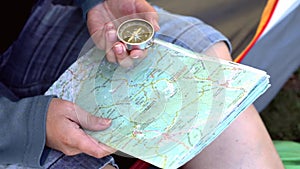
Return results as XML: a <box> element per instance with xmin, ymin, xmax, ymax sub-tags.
<box><xmin>86</xmin><ymin>0</ymin><xmax>160</xmax><ymax>67</ymax></box>
<box><xmin>46</xmin><ymin>98</ymin><xmax>116</xmax><ymax>158</ymax></box>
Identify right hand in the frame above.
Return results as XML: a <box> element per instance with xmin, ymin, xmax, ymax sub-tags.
<box><xmin>46</xmin><ymin>98</ymin><xmax>116</xmax><ymax>158</ymax></box>
<box><xmin>86</xmin><ymin>0</ymin><xmax>160</xmax><ymax>67</ymax></box>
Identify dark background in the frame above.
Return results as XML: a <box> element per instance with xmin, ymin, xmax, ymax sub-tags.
<box><xmin>0</xmin><ymin>1</ymin><xmax>37</xmax><ymax>53</ymax></box>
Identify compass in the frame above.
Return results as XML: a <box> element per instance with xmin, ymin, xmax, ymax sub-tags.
<box><xmin>117</xmin><ymin>18</ymin><xmax>155</xmax><ymax>50</ymax></box>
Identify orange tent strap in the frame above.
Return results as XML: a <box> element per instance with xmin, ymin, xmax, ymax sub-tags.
<box><xmin>234</xmin><ymin>0</ymin><xmax>279</xmax><ymax>63</ymax></box>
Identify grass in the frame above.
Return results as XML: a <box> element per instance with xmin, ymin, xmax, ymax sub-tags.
<box><xmin>260</xmin><ymin>68</ymin><xmax>300</xmax><ymax>142</ymax></box>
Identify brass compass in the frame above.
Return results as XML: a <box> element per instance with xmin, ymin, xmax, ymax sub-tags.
<box><xmin>117</xmin><ymin>18</ymin><xmax>155</xmax><ymax>50</ymax></box>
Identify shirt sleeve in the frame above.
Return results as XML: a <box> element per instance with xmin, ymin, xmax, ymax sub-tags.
<box><xmin>74</xmin><ymin>0</ymin><xmax>104</xmax><ymax>20</ymax></box>
<box><xmin>0</xmin><ymin>82</ymin><xmax>54</xmax><ymax>167</ymax></box>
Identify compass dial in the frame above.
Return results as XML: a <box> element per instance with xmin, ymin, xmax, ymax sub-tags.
<box><xmin>117</xmin><ymin>19</ymin><xmax>155</xmax><ymax>50</ymax></box>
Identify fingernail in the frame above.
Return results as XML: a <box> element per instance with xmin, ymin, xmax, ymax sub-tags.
<box><xmin>114</xmin><ymin>44</ymin><xmax>124</xmax><ymax>55</ymax></box>
<box><xmin>102</xmin><ymin>118</ymin><xmax>112</xmax><ymax>125</ymax></box>
<box><xmin>108</xmin><ymin>30</ymin><xmax>116</xmax><ymax>42</ymax></box>
<box><xmin>106</xmin><ymin>22</ymin><xmax>114</xmax><ymax>31</ymax></box>
<box><xmin>131</xmin><ymin>55</ymin><xmax>140</xmax><ymax>59</ymax></box>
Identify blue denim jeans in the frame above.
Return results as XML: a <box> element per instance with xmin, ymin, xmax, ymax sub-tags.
<box><xmin>0</xmin><ymin>0</ymin><xmax>230</xmax><ymax>168</ymax></box>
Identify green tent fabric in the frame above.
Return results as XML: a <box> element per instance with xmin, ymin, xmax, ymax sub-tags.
<box><xmin>274</xmin><ymin>140</ymin><xmax>300</xmax><ymax>169</ymax></box>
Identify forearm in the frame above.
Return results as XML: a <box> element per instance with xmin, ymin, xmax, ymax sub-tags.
<box><xmin>0</xmin><ymin>83</ymin><xmax>54</xmax><ymax>167</ymax></box>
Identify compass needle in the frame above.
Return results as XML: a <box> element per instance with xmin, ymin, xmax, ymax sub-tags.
<box><xmin>128</xmin><ymin>35</ymin><xmax>135</xmax><ymax>43</ymax></box>
<box><xmin>135</xmin><ymin>27</ymin><xmax>142</xmax><ymax>34</ymax></box>
<box><xmin>128</xmin><ymin>27</ymin><xmax>142</xmax><ymax>43</ymax></box>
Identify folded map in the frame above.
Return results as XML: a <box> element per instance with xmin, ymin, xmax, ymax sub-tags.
<box><xmin>45</xmin><ymin>38</ymin><xmax>270</xmax><ymax>169</ymax></box>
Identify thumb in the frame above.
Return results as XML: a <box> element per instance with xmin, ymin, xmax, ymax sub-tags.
<box><xmin>73</xmin><ymin>105</ymin><xmax>112</xmax><ymax>131</ymax></box>
<box><xmin>83</xmin><ymin>114</ymin><xmax>112</xmax><ymax>131</ymax></box>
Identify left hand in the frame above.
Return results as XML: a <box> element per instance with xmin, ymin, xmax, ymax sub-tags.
<box><xmin>46</xmin><ymin>98</ymin><xmax>116</xmax><ymax>158</ymax></box>
<box><xmin>86</xmin><ymin>0</ymin><xmax>160</xmax><ymax>67</ymax></box>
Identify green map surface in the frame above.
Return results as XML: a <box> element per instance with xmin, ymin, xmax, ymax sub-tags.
<box><xmin>45</xmin><ymin>39</ymin><xmax>270</xmax><ymax>168</ymax></box>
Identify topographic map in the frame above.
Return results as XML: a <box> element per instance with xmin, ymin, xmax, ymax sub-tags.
<box><xmin>45</xmin><ymin>39</ymin><xmax>270</xmax><ymax>169</ymax></box>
